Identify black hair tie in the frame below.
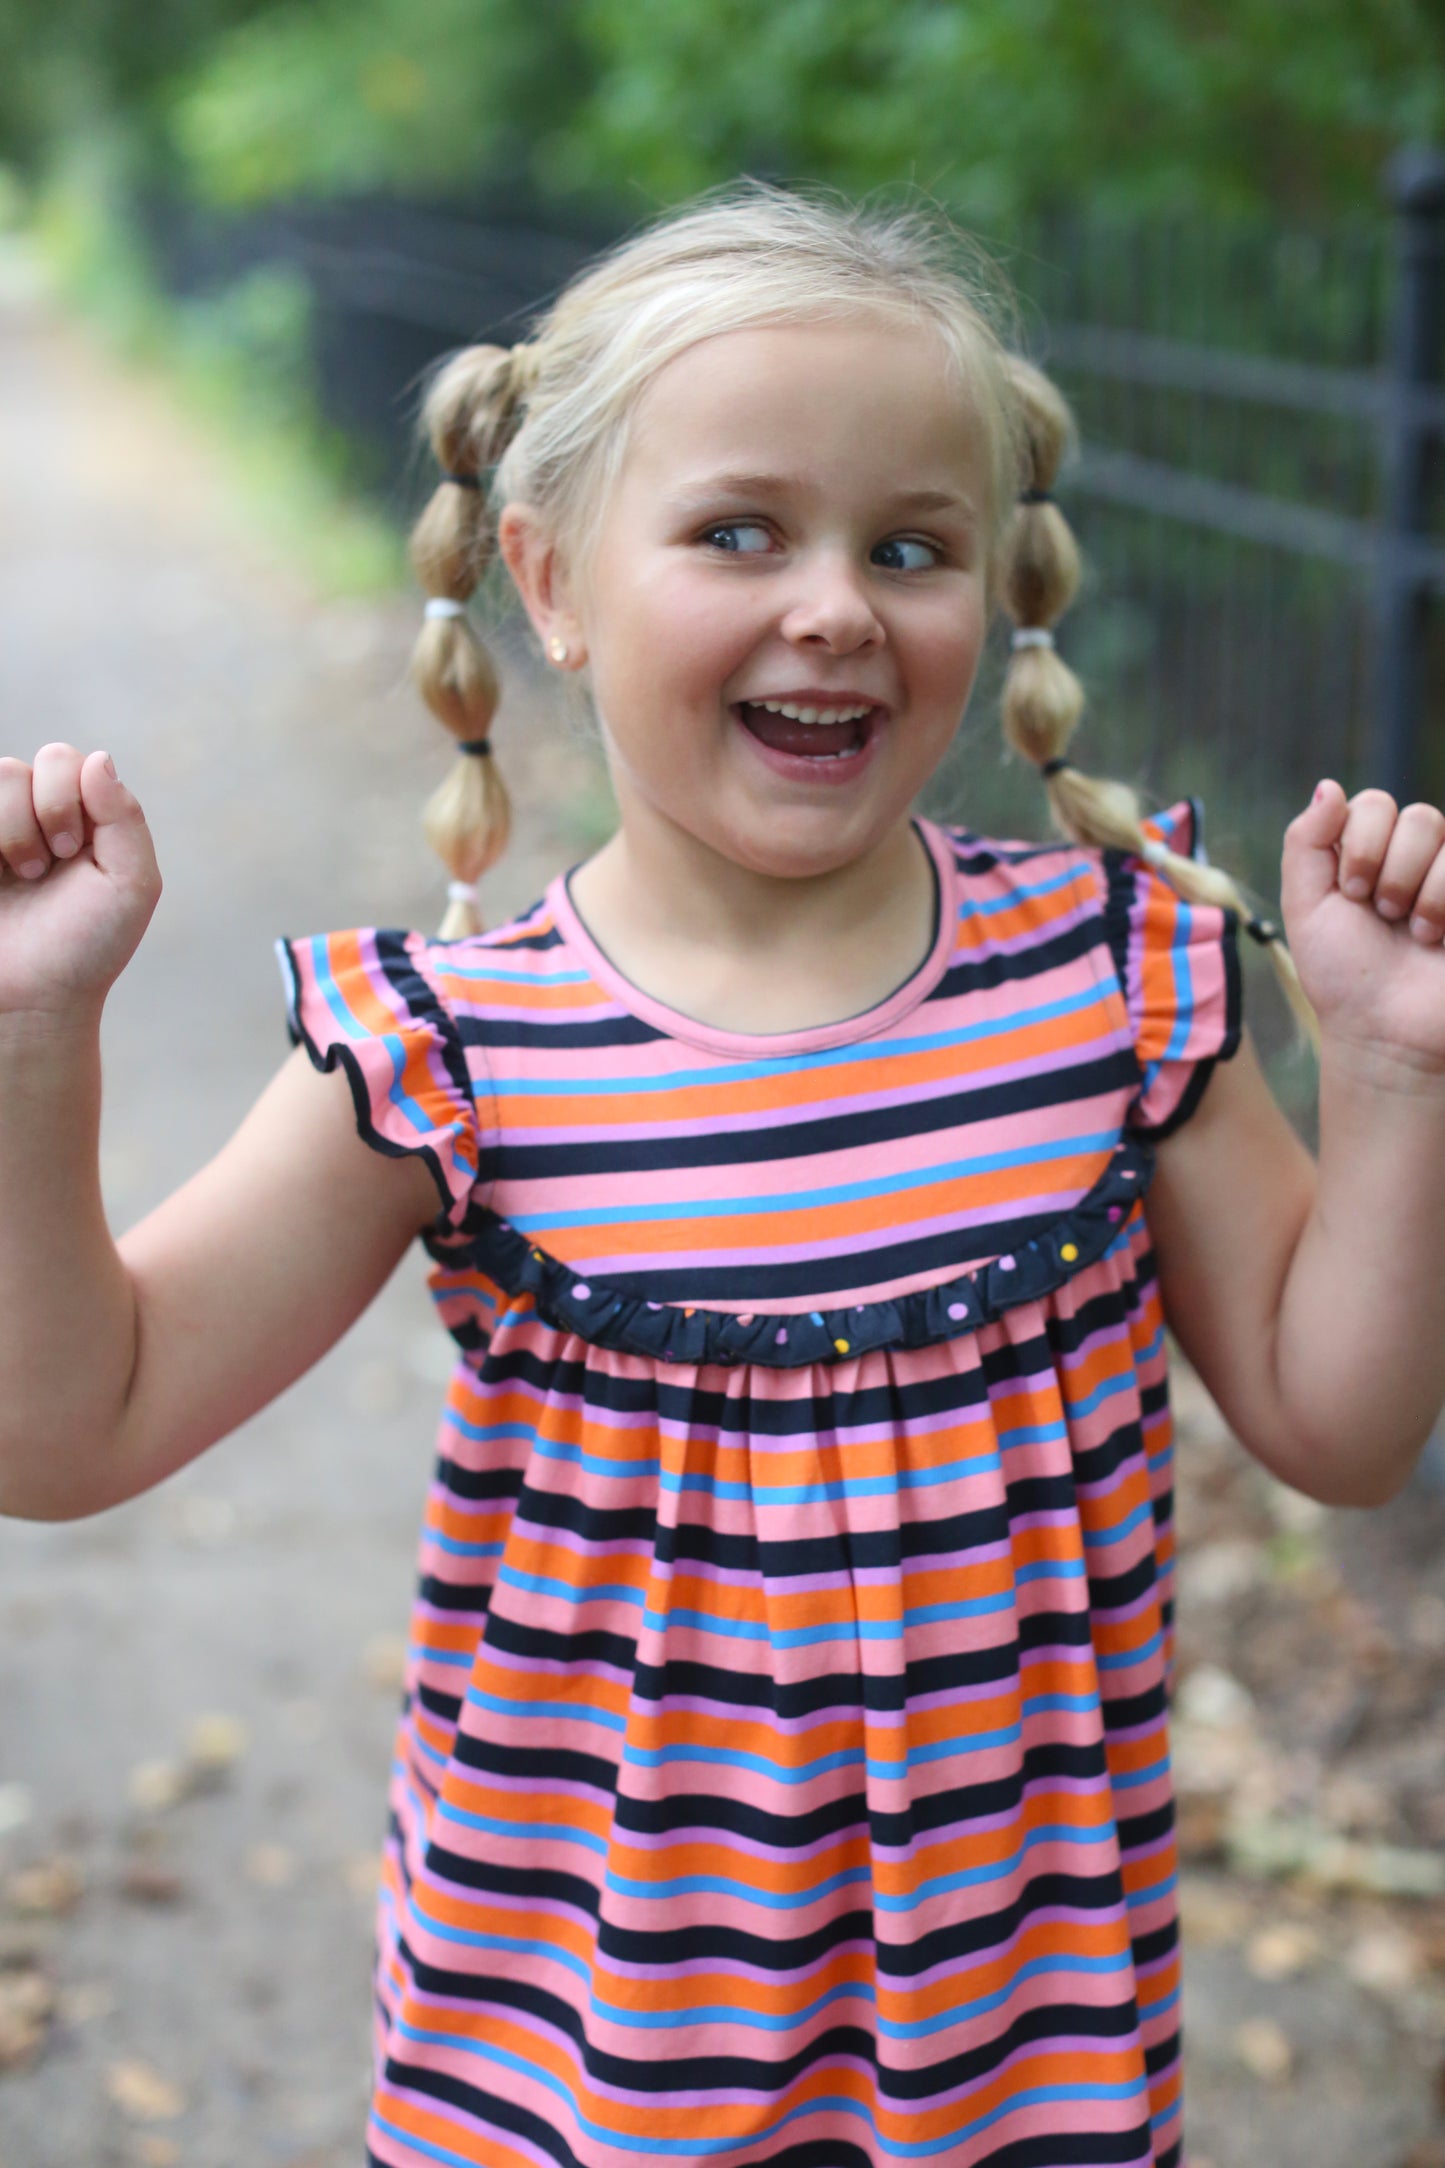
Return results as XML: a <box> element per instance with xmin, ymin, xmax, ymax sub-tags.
<box><xmin>444</xmin><ymin>472</ymin><xmax>484</xmax><ymax>490</ymax></box>
<box><xmin>1039</xmin><ymin>756</ymin><xmax>1072</xmax><ymax>779</ymax></box>
<box><xmin>1245</xmin><ymin>914</ymin><xmax>1280</xmax><ymax>947</ymax></box>
<box><xmin>458</xmin><ymin>738</ymin><xmax>492</xmax><ymax>758</ymax></box>
<box><xmin>1019</xmin><ymin>487</ymin><xmax>1054</xmax><ymax>505</ymax></box>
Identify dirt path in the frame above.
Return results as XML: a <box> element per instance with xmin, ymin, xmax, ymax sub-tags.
<box><xmin>1</xmin><ymin>256</ymin><xmax>1443</xmax><ymax>2168</ymax></box>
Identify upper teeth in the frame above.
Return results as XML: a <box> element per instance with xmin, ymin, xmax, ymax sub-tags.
<box><xmin>752</xmin><ymin>699</ymin><xmax>873</xmax><ymax>724</ymax></box>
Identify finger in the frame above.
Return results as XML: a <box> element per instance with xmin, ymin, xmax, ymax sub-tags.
<box><xmin>77</xmin><ymin>753</ymin><xmax>160</xmax><ymax>894</ymax></box>
<box><xmin>30</xmin><ymin>741</ymin><xmax>88</xmax><ymax>861</ymax></box>
<box><xmin>1281</xmin><ymin>777</ymin><xmax>1350</xmax><ymax>920</ymax></box>
<box><xmin>0</xmin><ymin>756</ymin><xmax>49</xmax><ymax>880</ymax></box>
<box><xmin>1373</xmin><ymin>800</ymin><xmax>1445</xmax><ymax>921</ymax></box>
<box><xmin>1408</xmin><ymin>847</ymin><xmax>1445</xmax><ymax>943</ymax></box>
<box><xmin>1338</xmin><ymin>787</ymin><xmax>1399</xmax><ymax>900</ymax></box>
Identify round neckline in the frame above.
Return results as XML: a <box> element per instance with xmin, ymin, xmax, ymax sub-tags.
<box><xmin>547</xmin><ymin>817</ymin><xmax>957</xmax><ymax>1058</ymax></box>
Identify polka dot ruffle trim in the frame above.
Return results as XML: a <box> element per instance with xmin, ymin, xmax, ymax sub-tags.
<box><xmin>435</xmin><ymin>1135</ymin><xmax>1156</xmax><ymax>1371</ymax></box>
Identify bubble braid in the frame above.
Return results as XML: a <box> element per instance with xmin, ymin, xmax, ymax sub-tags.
<box><xmin>997</xmin><ymin>356</ymin><xmax>1316</xmax><ymax>1048</ymax></box>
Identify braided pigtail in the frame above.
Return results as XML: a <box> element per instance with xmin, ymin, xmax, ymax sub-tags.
<box><xmin>999</xmin><ymin>356</ymin><xmax>1319</xmax><ymax>1051</ymax></box>
<box><xmin>409</xmin><ymin>344</ymin><xmax>537</xmax><ymax>937</ymax></box>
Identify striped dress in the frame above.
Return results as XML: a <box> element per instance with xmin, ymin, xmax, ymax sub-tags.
<box><xmin>279</xmin><ymin>799</ymin><xmax>1240</xmax><ymax>2168</ymax></box>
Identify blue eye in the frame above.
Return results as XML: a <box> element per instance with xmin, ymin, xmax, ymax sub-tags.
<box><xmin>873</xmin><ymin>537</ymin><xmax>941</xmax><ymax>571</ymax></box>
<box><xmin>701</xmin><ymin>521</ymin><xmax>773</xmax><ymax>554</ymax></box>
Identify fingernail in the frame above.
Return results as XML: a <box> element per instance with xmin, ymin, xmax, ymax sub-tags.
<box><xmin>1412</xmin><ymin>916</ymin><xmax>1435</xmax><ymax>941</ymax></box>
<box><xmin>17</xmin><ymin>859</ymin><xmax>46</xmax><ymax>880</ymax></box>
<box><xmin>100</xmin><ymin>753</ymin><xmax>116</xmax><ymax>779</ymax></box>
<box><xmin>1376</xmin><ymin>897</ymin><xmax>1404</xmax><ymax>919</ymax></box>
<box><xmin>1343</xmin><ymin>876</ymin><xmax>1371</xmax><ymax>899</ymax></box>
<box><xmin>50</xmin><ymin>834</ymin><xmax>78</xmax><ymax>859</ymax></box>
<box><xmin>1314</xmin><ymin>781</ymin><xmax>1327</xmax><ymax>802</ymax></box>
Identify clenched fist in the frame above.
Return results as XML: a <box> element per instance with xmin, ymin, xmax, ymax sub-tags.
<box><xmin>0</xmin><ymin>744</ymin><xmax>162</xmax><ymax>1017</ymax></box>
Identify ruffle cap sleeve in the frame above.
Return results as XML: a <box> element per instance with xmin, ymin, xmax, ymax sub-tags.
<box><xmin>276</xmin><ymin>928</ymin><xmax>484</xmax><ymax>1227</ymax></box>
<box><xmin>1107</xmin><ymin>798</ymin><xmax>1243</xmax><ymax>1140</ymax></box>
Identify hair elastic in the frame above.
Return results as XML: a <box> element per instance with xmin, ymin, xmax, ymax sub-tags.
<box><xmin>447</xmin><ymin>879</ymin><xmax>479</xmax><ymax>905</ymax></box>
<box><xmin>1011</xmin><ymin>627</ymin><xmax>1055</xmax><ymax>652</ymax></box>
<box><xmin>457</xmin><ymin>738</ymin><xmax>492</xmax><ymax>758</ymax></box>
<box><xmin>1019</xmin><ymin>488</ymin><xmax>1054</xmax><ymax>505</ymax></box>
<box><xmin>425</xmin><ymin>596</ymin><xmax>467</xmax><ymax>620</ymax></box>
<box><xmin>1039</xmin><ymin>756</ymin><xmax>1072</xmax><ymax>779</ymax></box>
<box><xmin>443</xmin><ymin>472</ymin><xmax>483</xmax><ymax>490</ymax></box>
<box><xmin>1245</xmin><ymin>914</ymin><xmax>1280</xmax><ymax>947</ymax></box>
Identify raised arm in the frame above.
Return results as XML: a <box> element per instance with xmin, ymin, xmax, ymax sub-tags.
<box><xmin>0</xmin><ymin>745</ymin><xmax>438</xmax><ymax>1522</ymax></box>
<box><xmin>1146</xmin><ymin>781</ymin><xmax>1445</xmax><ymax>1506</ymax></box>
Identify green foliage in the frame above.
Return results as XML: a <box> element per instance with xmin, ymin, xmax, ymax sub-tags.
<box><xmin>160</xmin><ymin>0</ymin><xmax>1445</xmax><ymax>221</ymax></box>
<box><xmin>169</xmin><ymin>0</ymin><xmax>593</xmax><ymax>205</ymax></box>
<box><xmin>0</xmin><ymin>0</ymin><xmax>275</xmax><ymax>179</ymax></box>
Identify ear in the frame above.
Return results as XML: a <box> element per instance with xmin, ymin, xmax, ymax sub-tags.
<box><xmin>496</xmin><ymin>503</ymin><xmax>587</xmax><ymax>668</ymax></box>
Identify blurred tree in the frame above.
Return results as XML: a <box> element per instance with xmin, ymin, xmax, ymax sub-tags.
<box><xmin>169</xmin><ymin>0</ymin><xmax>593</xmax><ymax>206</ymax></box>
<box><xmin>0</xmin><ymin>0</ymin><xmax>274</xmax><ymax>179</ymax></box>
<box><xmin>165</xmin><ymin>0</ymin><xmax>1445</xmax><ymax>220</ymax></box>
<box><xmin>3</xmin><ymin>0</ymin><xmax>1442</xmax><ymax>220</ymax></box>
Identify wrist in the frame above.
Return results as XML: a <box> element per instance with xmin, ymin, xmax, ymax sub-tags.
<box><xmin>1318</xmin><ymin>1027</ymin><xmax>1445</xmax><ymax>1101</ymax></box>
<box><xmin>0</xmin><ymin>1000</ymin><xmax>106</xmax><ymax>1066</ymax></box>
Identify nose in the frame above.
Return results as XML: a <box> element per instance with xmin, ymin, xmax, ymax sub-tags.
<box><xmin>779</xmin><ymin>549</ymin><xmax>885</xmax><ymax>653</ymax></box>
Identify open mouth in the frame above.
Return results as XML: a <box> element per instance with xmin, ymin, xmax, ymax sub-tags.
<box><xmin>734</xmin><ymin>700</ymin><xmax>878</xmax><ymax>762</ymax></box>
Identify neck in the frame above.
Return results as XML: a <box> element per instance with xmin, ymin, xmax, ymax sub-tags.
<box><xmin>567</xmin><ymin>793</ymin><xmax>938</xmax><ymax>1036</ymax></box>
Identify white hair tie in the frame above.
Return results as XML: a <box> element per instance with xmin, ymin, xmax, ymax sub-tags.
<box><xmin>1010</xmin><ymin>627</ymin><xmax>1055</xmax><ymax>651</ymax></box>
<box><xmin>425</xmin><ymin>597</ymin><xmax>468</xmax><ymax>620</ymax></box>
<box><xmin>1140</xmin><ymin>839</ymin><xmax>1170</xmax><ymax>870</ymax></box>
<box><xmin>447</xmin><ymin>879</ymin><xmax>479</xmax><ymax>904</ymax></box>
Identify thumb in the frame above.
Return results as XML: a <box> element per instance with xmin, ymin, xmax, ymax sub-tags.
<box><xmin>1281</xmin><ymin>777</ymin><xmax>1348</xmax><ymax>924</ymax></box>
<box><xmin>78</xmin><ymin>752</ymin><xmax>159</xmax><ymax>891</ymax></box>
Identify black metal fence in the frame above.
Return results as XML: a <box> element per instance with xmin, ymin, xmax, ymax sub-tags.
<box><xmin>143</xmin><ymin>164</ymin><xmax>1445</xmax><ymax>905</ymax></box>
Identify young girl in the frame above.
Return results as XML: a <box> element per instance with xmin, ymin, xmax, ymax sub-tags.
<box><xmin>4</xmin><ymin>184</ymin><xmax>1445</xmax><ymax>2168</ymax></box>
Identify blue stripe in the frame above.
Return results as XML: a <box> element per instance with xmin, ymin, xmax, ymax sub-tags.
<box><xmin>374</xmin><ymin>2070</ymin><xmax>1147</xmax><ymax>2163</ymax></box>
<box><xmin>509</xmin><ymin>1132</ymin><xmax>1120</xmax><ymax>1234</ymax></box>
<box><xmin>602</xmin><ymin>1819</ymin><xmax>1113</xmax><ymax>1913</ymax></box>
<box><xmin>493</xmin><ymin>982</ymin><xmax>1112</xmax><ymax>1097</ymax></box>
<box><xmin>298</xmin><ymin>934</ymin><xmax>449</xmax><ymax>1147</ymax></box>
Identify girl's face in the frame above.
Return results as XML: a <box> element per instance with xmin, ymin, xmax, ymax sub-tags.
<box><xmin>557</xmin><ymin>317</ymin><xmax>994</xmax><ymax>883</ymax></box>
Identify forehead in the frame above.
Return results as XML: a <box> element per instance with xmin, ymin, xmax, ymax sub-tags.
<box><xmin>621</xmin><ymin>317</ymin><xmax>988</xmax><ymax>502</ymax></box>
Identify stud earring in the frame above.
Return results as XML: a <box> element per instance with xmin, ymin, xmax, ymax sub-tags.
<box><xmin>547</xmin><ymin>635</ymin><xmax>570</xmax><ymax>666</ymax></box>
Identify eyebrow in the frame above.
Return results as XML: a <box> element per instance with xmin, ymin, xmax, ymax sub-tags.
<box><xmin>670</xmin><ymin>473</ymin><xmax>976</xmax><ymax>518</ymax></box>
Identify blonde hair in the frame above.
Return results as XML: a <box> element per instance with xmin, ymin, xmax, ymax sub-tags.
<box><xmin>408</xmin><ymin>181</ymin><xmax>1314</xmax><ymax>1041</ymax></box>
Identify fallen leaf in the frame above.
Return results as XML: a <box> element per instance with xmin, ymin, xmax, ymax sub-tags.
<box><xmin>362</xmin><ymin>1635</ymin><xmax>407</xmax><ymax>1692</ymax></box>
<box><xmin>56</xmin><ymin>1980</ymin><xmax>115</xmax><ymax>2025</ymax></box>
<box><xmin>5</xmin><ymin>1856</ymin><xmax>83</xmax><ymax>1917</ymax></box>
<box><xmin>1178</xmin><ymin>1877</ymin><xmax>1253</xmax><ymax>1946</ymax></box>
<box><xmin>343</xmin><ymin>1851</ymin><xmax>382</xmax><ymax>1901</ymax></box>
<box><xmin>133</xmin><ymin>2139</ymin><xmax>180</xmax><ymax>2168</ymax></box>
<box><xmin>0</xmin><ymin>1964</ymin><xmax>54</xmax><ymax>2071</ymax></box>
<box><xmin>105</xmin><ymin>2058</ymin><xmax>185</xmax><ymax>2122</ymax></box>
<box><xmin>1233</xmin><ymin>2015</ymin><xmax>1293</xmax><ymax>2084</ymax></box>
<box><xmin>185</xmin><ymin>1713</ymin><xmax>247</xmax><ymax>1786</ymax></box>
<box><xmin>1347</xmin><ymin>1923</ymin><xmax>1422</xmax><ymax>1996</ymax></box>
<box><xmin>1177</xmin><ymin>1664</ymin><xmax>1257</xmax><ymax>1730</ymax></box>
<box><xmin>1177</xmin><ymin>1540</ymin><xmax>1269</xmax><ymax>1607</ymax></box>
<box><xmin>118</xmin><ymin>1863</ymin><xmax>187</xmax><ymax>1907</ymax></box>
<box><xmin>245</xmin><ymin>1843</ymin><xmax>295</xmax><ymax>1889</ymax></box>
<box><xmin>127</xmin><ymin>1762</ymin><xmax>188</xmax><ymax>1815</ymax></box>
<box><xmin>1175</xmin><ymin>1792</ymin><xmax>1228</xmax><ymax>1864</ymax></box>
<box><xmin>1246</xmin><ymin>1921</ymin><xmax>1322</xmax><ymax>1981</ymax></box>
